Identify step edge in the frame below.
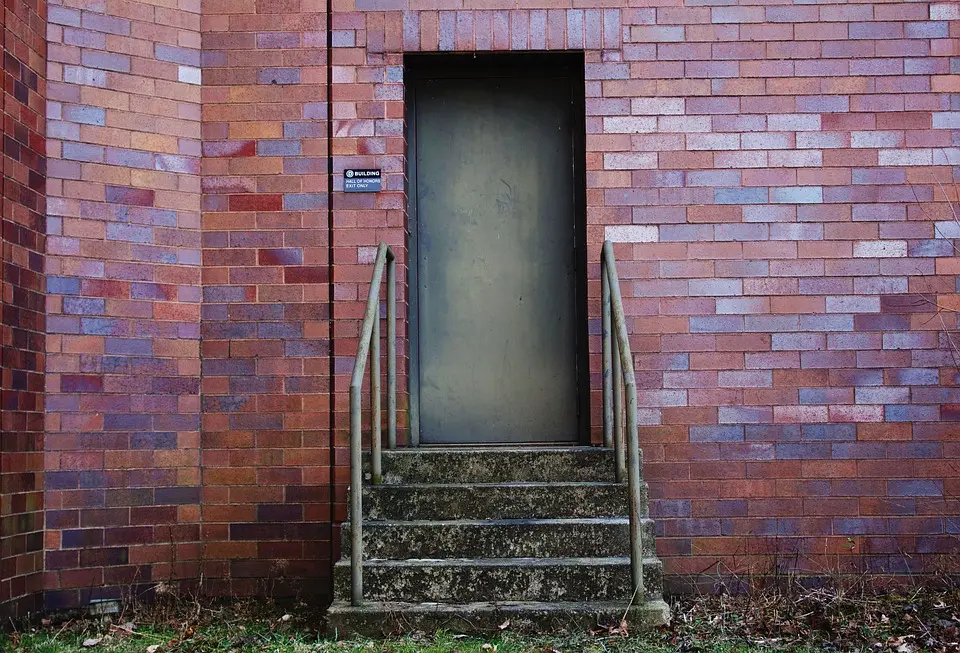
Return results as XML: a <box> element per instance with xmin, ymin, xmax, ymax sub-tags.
<box><xmin>327</xmin><ymin>598</ymin><xmax>667</xmax><ymax>612</ymax></box>
<box><xmin>333</xmin><ymin>555</ymin><xmax>664</xmax><ymax>568</ymax></box>
<box><xmin>366</xmin><ymin>481</ymin><xmax>627</xmax><ymax>489</ymax></box>
<box><xmin>349</xmin><ymin>516</ymin><xmax>648</xmax><ymax>527</ymax></box>
<box><xmin>377</xmin><ymin>446</ymin><xmax>613</xmax><ymax>455</ymax></box>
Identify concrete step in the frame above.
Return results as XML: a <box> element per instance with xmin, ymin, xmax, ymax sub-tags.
<box><xmin>326</xmin><ymin>598</ymin><xmax>671</xmax><ymax>637</ymax></box>
<box><xmin>362</xmin><ymin>481</ymin><xmax>638</xmax><ymax>520</ymax></box>
<box><xmin>341</xmin><ymin>517</ymin><xmax>656</xmax><ymax>559</ymax></box>
<box><xmin>368</xmin><ymin>447</ymin><xmax>623</xmax><ymax>484</ymax></box>
<box><xmin>333</xmin><ymin>556</ymin><xmax>663</xmax><ymax>603</ymax></box>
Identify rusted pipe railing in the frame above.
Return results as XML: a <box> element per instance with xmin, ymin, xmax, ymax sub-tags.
<box><xmin>349</xmin><ymin>242</ymin><xmax>396</xmax><ymax>606</ymax></box>
<box><xmin>600</xmin><ymin>240</ymin><xmax>644</xmax><ymax>598</ymax></box>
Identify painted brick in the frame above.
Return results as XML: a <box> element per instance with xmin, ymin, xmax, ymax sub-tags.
<box><xmin>5</xmin><ymin>0</ymin><xmax>957</xmax><ymax>611</ymax></box>
<box><xmin>770</xmin><ymin>186</ymin><xmax>823</xmax><ymax>204</ymax></box>
<box><xmin>605</xmin><ymin>226</ymin><xmax>658</xmax><ymax>243</ymax></box>
<box><xmin>853</xmin><ymin>240</ymin><xmax>908</xmax><ymax>258</ymax></box>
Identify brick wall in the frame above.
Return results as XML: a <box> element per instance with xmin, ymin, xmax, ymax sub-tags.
<box><xmin>329</xmin><ymin>0</ymin><xmax>960</xmax><ymax>579</ymax></box>
<box><xmin>21</xmin><ymin>0</ymin><xmax>960</xmax><ymax>605</ymax></box>
<box><xmin>44</xmin><ymin>0</ymin><xmax>202</xmax><ymax>610</ymax></box>
<box><xmin>328</xmin><ymin>7</ymin><xmax>408</xmax><ymax>542</ymax></box>
<box><xmin>1</xmin><ymin>0</ymin><xmax>48</xmax><ymax>617</ymax></box>
<box><xmin>200</xmin><ymin>0</ymin><xmax>332</xmax><ymax>599</ymax></box>
<box><xmin>601</xmin><ymin>0</ymin><xmax>960</xmax><ymax>578</ymax></box>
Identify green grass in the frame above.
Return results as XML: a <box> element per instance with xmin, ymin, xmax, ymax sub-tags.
<box><xmin>4</xmin><ymin>626</ymin><xmax>792</xmax><ymax>653</ymax></box>
<box><xmin>5</xmin><ymin>581</ymin><xmax>958</xmax><ymax>653</ymax></box>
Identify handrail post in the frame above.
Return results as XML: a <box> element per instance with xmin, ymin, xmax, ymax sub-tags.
<box><xmin>625</xmin><ymin>377</ymin><xmax>644</xmax><ymax>597</ymax></box>
<box><xmin>348</xmin><ymin>242</ymin><xmax>390</xmax><ymax>607</ymax></box>
<box><xmin>371</xmin><ymin>307</ymin><xmax>382</xmax><ymax>484</ymax></box>
<box><xmin>387</xmin><ymin>252</ymin><xmax>397</xmax><ymax>450</ymax></box>
<box><xmin>349</xmin><ymin>385</ymin><xmax>363</xmax><ymax>606</ymax></box>
<box><xmin>601</xmin><ymin>263</ymin><xmax>613</xmax><ymax>449</ymax></box>
<box><xmin>612</xmin><ymin>302</ymin><xmax>625</xmax><ymax>483</ymax></box>
<box><xmin>603</xmin><ymin>240</ymin><xmax>644</xmax><ymax>600</ymax></box>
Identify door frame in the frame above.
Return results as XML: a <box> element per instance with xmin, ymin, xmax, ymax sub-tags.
<box><xmin>405</xmin><ymin>51</ymin><xmax>589</xmax><ymax>446</ymax></box>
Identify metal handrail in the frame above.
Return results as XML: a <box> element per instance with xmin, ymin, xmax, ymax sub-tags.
<box><xmin>349</xmin><ymin>242</ymin><xmax>396</xmax><ymax>606</ymax></box>
<box><xmin>601</xmin><ymin>240</ymin><xmax>645</xmax><ymax>599</ymax></box>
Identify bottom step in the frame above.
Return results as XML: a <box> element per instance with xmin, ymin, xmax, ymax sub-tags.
<box><xmin>326</xmin><ymin>599</ymin><xmax>671</xmax><ymax>637</ymax></box>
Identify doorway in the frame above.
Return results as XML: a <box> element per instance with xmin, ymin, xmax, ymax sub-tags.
<box><xmin>406</xmin><ymin>53</ymin><xmax>587</xmax><ymax>445</ymax></box>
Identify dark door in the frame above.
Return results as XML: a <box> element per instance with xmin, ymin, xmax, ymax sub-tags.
<box><xmin>410</xmin><ymin>58</ymin><xmax>584</xmax><ymax>445</ymax></box>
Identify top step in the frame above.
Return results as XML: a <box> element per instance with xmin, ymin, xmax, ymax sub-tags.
<box><xmin>370</xmin><ymin>447</ymin><xmax>619</xmax><ymax>484</ymax></box>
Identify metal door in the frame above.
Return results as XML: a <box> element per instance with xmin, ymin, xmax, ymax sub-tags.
<box><xmin>410</xmin><ymin>66</ymin><xmax>583</xmax><ymax>444</ymax></box>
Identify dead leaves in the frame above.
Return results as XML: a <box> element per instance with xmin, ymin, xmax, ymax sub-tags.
<box><xmin>589</xmin><ymin>618</ymin><xmax>630</xmax><ymax>638</ymax></box>
<box><xmin>657</xmin><ymin>584</ymin><xmax>960</xmax><ymax>653</ymax></box>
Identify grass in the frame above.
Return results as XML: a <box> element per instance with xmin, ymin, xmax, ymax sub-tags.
<box><xmin>3</xmin><ymin>624</ymin><xmax>799</xmax><ymax>653</ymax></box>
<box><xmin>4</xmin><ymin>580</ymin><xmax>959</xmax><ymax>653</ymax></box>
<box><xmin>0</xmin><ymin>600</ymin><xmax>789</xmax><ymax>653</ymax></box>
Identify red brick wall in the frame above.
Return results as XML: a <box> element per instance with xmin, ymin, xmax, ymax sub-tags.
<box><xmin>329</xmin><ymin>0</ymin><xmax>960</xmax><ymax>579</ymax></box>
<box><xmin>328</xmin><ymin>7</ymin><xmax>408</xmax><ymax>539</ymax></box>
<box><xmin>1</xmin><ymin>0</ymin><xmax>47</xmax><ymax>617</ymax></box>
<box><xmin>43</xmin><ymin>0</ymin><xmax>202</xmax><ymax>610</ymax></box>
<box><xmin>22</xmin><ymin>0</ymin><xmax>960</xmax><ymax>605</ymax></box>
<box><xmin>200</xmin><ymin>0</ymin><xmax>332</xmax><ymax>599</ymax></box>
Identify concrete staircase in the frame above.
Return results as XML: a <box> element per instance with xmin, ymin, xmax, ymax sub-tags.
<box><xmin>326</xmin><ymin>447</ymin><xmax>670</xmax><ymax>636</ymax></box>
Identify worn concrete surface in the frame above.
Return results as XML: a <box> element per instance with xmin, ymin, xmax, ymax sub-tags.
<box><xmin>331</xmin><ymin>447</ymin><xmax>669</xmax><ymax>636</ymax></box>
<box><xmin>326</xmin><ymin>600</ymin><xmax>672</xmax><ymax>637</ymax></box>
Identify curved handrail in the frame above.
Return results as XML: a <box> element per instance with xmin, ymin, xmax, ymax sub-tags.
<box><xmin>601</xmin><ymin>240</ymin><xmax>645</xmax><ymax>599</ymax></box>
<box><xmin>349</xmin><ymin>242</ymin><xmax>396</xmax><ymax>606</ymax></box>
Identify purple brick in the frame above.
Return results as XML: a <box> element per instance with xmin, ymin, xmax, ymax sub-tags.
<box><xmin>888</xmin><ymin>443</ymin><xmax>942</xmax><ymax>459</ymax></box>
<box><xmin>106</xmin><ymin>148</ymin><xmax>154</xmax><ymax>169</ymax></box>
<box><xmin>80</xmin><ymin>318</ymin><xmax>126</xmax><ymax>336</ymax></box>
<box><xmin>855</xmin><ymin>387</ymin><xmax>909</xmax><ymax>404</ymax></box>
<box><xmin>690</xmin><ymin>426</ymin><xmax>744</xmax><ymax>443</ymax></box>
<box><xmin>283</xmin><ymin>123</ymin><xmax>325</xmax><ymax>138</ymax></box>
<box><xmin>715</xmin><ymin>187</ymin><xmax>767</xmax><ymax>204</ymax></box>
<box><xmin>746</xmin><ymin>316</ymin><xmax>801</xmax><ymax>333</ymax></box>
<box><xmin>746</xmin><ymin>425</ymin><xmax>801</xmax><ymax>442</ymax></box>
<box><xmin>283</xmin><ymin>193</ymin><xmax>328</xmax><ymax>210</ymax></box>
<box><xmin>719</xmin><ymin>370</ymin><xmax>772</xmax><ymax>388</ymax></box>
<box><xmin>106</xmin><ymin>223</ymin><xmax>153</xmax><ymax>244</ymax></box>
<box><xmin>81</xmin><ymin>51</ymin><xmax>130</xmax><ymax>72</ymax></box>
<box><xmin>802</xmin><ymin>424</ymin><xmax>856</xmax><ymax>441</ymax></box>
<box><xmin>652</xmin><ymin>500</ymin><xmax>691</xmax><ymax>519</ymax></box>
<box><xmin>715</xmin><ymin>223</ymin><xmax>768</xmax><ymax>241</ymax></box>
<box><xmin>799</xmin><ymin>315</ymin><xmax>853</xmax><ymax>332</ymax></box>
<box><xmin>833</xmin><ymin>442</ymin><xmax>887</xmax><ymax>460</ymax></box>
<box><xmin>256</xmin><ymin>32</ymin><xmax>300</xmax><ymax>48</ymax></box>
<box><xmin>776</xmin><ymin>443</ymin><xmax>831</xmax><ymax>459</ymax></box>
<box><xmin>258</xmin><ymin>68</ymin><xmax>300</xmax><ymax>85</ymax></box>
<box><xmin>63</xmin><ymin>104</ymin><xmax>106</xmax><ymax>126</ymax></box>
<box><xmin>835</xmin><ymin>518</ymin><xmax>886</xmax><ymax>535</ymax></box>
<box><xmin>62</xmin><ymin>142</ymin><xmax>104</xmax><ymax>163</ymax></box>
<box><xmin>659</xmin><ymin>224</ymin><xmax>713</xmax><ymax>241</ymax></box>
<box><xmin>689</xmin><ymin>278</ymin><xmax>742</xmax><ymax>296</ymax></box>
<box><xmin>155</xmin><ymin>44</ymin><xmax>200</xmax><ymax>66</ymax></box>
<box><xmin>48</xmin><ymin>276</ymin><xmax>81</xmax><ymax>295</ymax></box>
<box><xmin>719</xmin><ymin>407</ymin><xmax>772</xmax><ymax>424</ymax></box>
<box><xmin>690</xmin><ymin>316</ymin><xmax>744</xmax><ymax>333</ymax></box>
<box><xmin>854</xmin><ymin>314</ymin><xmax>911</xmax><ymax>331</ymax></box>
<box><xmin>63</xmin><ymin>297</ymin><xmax>105</xmax><ymax>316</ymax></box>
<box><xmin>670</xmin><ymin>519</ymin><xmax>721</xmax><ymax>537</ymax></box>
<box><xmin>885</xmin><ymin>405</ymin><xmax>940</xmax><ymax>422</ymax></box>
<box><xmin>105</xmin><ymin>338</ymin><xmax>153</xmax><ymax>355</ymax></box>
<box><xmin>888</xmin><ymin>480</ymin><xmax>942</xmax><ymax>497</ymax></box>
<box><xmin>721</xmin><ymin>519</ymin><xmax>776</xmax><ymax>537</ymax></box>
<box><xmin>888</xmin><ymin>368</ymin><xmax>939</xmax><ymax>385</ymax></box>
<box><xmin>798</xmin><ymin>388</ymin><xmax>849</xmax><ymax>405</ymax></box>
<box><xmin>720</xmin><ymin>443</ymin><xmax>775</xmax><ymax>461</ymax></box>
